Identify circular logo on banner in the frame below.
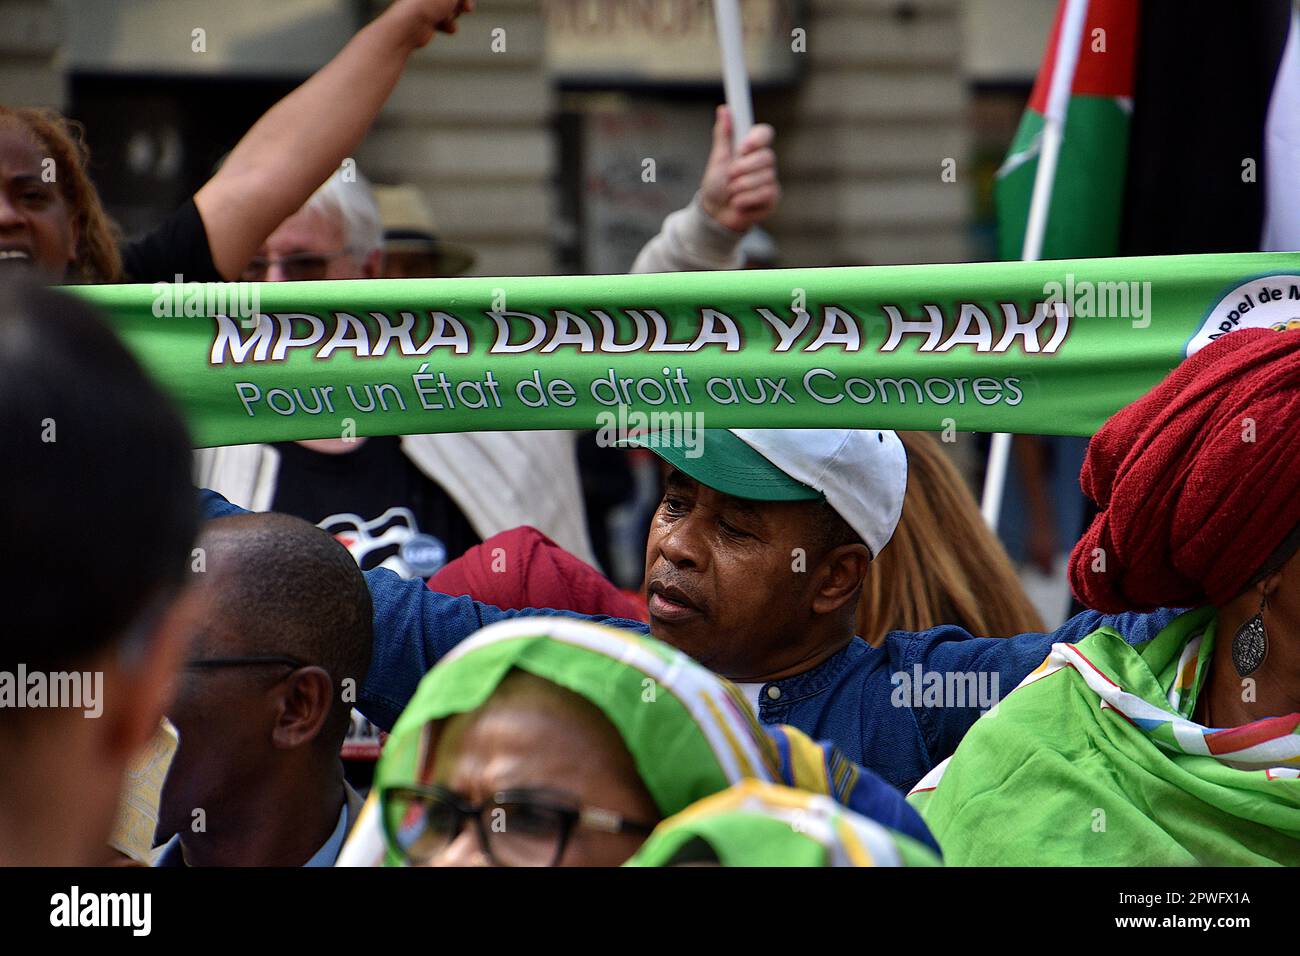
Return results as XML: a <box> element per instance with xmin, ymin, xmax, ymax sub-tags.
<box><xmin>401</xmin><ymin>533</ymin><xmax>448</xmax><ymax>577</ymax></box>
<box><xmin>1188</xmin><ymin>274</ymin><xmax>1300</xmax><ymax>356</ymax></box>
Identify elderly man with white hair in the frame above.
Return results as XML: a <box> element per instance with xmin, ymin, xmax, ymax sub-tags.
<box><xmin>197</xmin><ymin>101</ymin><xmax>782</xmax><ymax>579</ymax></box>
<box><xmin>194</xmin><ymin>168</ymin><xmax>598</xmax><ymax>576</ymax></box>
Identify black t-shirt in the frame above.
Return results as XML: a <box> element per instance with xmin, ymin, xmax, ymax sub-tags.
<box><xmin>270</xmin><ymin>436</ymin><xmax>479</xmax><ymax>576</ymax></box>
<box><xmin>120</xmin><ymin>198</ymin><xmax>222</xmax><ymax>284</ymax></box>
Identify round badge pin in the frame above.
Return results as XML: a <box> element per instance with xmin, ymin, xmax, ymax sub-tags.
<box><xmin>401</xmin><ymin>533</ymin><xmax>448</xmax><ymax>577</ymax></box>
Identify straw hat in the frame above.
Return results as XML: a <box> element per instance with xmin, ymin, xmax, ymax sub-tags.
<box><xmin>374</xmin><ymin>184</ymin><xmax>477</xmax><ymax>277</ymax></box>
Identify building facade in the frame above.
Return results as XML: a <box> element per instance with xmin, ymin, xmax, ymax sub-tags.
<box><xmin>3</xmin><ymin>0</ymin><xmax>1010</xmax><ymax>274</ymax></box>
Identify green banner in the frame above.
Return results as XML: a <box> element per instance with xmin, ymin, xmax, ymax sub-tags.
<box><xmin>69</xmin><ymin>252</ymin><xmax>1300</xmax><ymax>448</ymax></box>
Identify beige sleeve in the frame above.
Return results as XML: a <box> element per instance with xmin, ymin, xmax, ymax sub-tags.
<box><xmin>630</xmin><ymin>193</ymin><xmax>747</xmax><ymax>274</ymax></box>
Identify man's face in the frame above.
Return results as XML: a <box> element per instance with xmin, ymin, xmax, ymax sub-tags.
<box><xmin>642</xmin><ymin>469</ymin><xmax>831</xmax><ymax>680</ymax></box>
<box><xmin>0</xmin><ymin>125</ymin><xmax>78</xmax><ymax>282</ymax></box>
<box><xmin>423</xmin><ymin>672</ymin><xmax>659</xmax><ymax>867</ymax></box>
<box><xmin>157</xmin><ymin>628</ymin><xmax>285</xmax><ymax>842</ymax></box>
<box><xmin>250</xmin><ymin>205</ymin><xmax>375</xmax><ymax>281</ymax></box>
<box><xmin>253</xmin><ymin>205</ymin><xmax>378</xmax><ymax>455</ymax></box>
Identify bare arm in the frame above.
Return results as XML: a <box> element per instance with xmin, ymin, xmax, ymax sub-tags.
<box><xmin>194</xmin><ymin>0</ymin><xmax>474</xmax><ymax>280</ymax></box>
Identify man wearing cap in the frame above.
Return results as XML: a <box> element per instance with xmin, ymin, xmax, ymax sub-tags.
<box><xmin>629</xmin><ymin>428</ymin><xmax>904</xmax><ymax>712</ymax></box>
<box><xmin>204</xmin><ymin>422</ymin><xmax>1175</xmax><ymax>792</ymax></box>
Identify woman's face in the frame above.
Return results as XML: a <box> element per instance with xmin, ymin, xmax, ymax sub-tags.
<box><xmin>421</xmin><ymin>671</ymin><xmax>661</xmax><ymax>867</ymax></box>
<box><xmin>0</xmin><ymin>124</ymin><xmax>78</xmax><ymax>282</ymax></box>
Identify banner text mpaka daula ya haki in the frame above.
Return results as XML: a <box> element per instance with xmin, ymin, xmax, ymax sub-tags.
<box><xmin>72</xmin><ymin>252</ymin><xmax>1300</xmax><ymax>447</ymax></box>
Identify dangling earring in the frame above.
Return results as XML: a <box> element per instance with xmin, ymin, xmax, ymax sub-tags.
<box><xmin>1231</xmin><ymin>593</ymin><xmax>1269</xmax><ymax>678</ymax></box>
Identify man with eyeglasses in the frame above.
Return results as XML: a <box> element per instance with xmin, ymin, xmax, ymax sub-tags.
<box><xmin>154</xmin><ymin>512</ymin><xmax>372</xmax><ymax>866</ymax></box>
<box><xmin>199</xmin><ymin>101</ymin><xmax>787</xmax><ymax>584</ymax></box>
<box><xmin>197</xmin><ymin>167</ymin><xmax>597</xmax><ymax>581</ymax></box>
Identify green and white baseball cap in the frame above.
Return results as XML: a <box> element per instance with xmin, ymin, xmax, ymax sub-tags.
<box><xmin>625</xmin><ymin>428</ymin><xmax>907</xmax><ymax>558</ymax></box>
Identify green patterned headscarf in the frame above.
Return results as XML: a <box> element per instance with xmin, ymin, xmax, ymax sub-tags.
<box><xmin>371</xmin><ymin>617</ymin><xmax>786</xmax><ymax>865</ymax></box>
<box><xmin>625</xmin><ymin>781</ymin><xmax>940</xmax><ymax>867</ymax></box>
<box><xmin>910</xmin><ymin>608</ymin><xmax>1300</xmax><ymax>865</ymax></box>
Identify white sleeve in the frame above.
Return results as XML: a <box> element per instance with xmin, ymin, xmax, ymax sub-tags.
<box><xmin>630</xmin><ymin>193</ymin><xmax>746</xmax><ymax>274</ymax></box>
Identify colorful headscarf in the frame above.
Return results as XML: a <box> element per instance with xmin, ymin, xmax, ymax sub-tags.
<box><xmin>625</xmin><ymin>780</ymin><xmax>940</xmax><ymax>867</ymax></box>
<box><xmin>339</xmin><ymin>617</ymin><xmax>936</xmax><ymax>865</ymax></box>
<box><xmin>910</xmin><ymin>608</ymin><xmax>1300</xmax><ymax>865</ymax></box>
<box><xmin>1070</xmin><ymin>327</ymin><xmax>1300</xmax><ymax>612</ymax></box>
<box><xmin>375</xmin><ymin>617</ymin><xmax>781</xmax><ymax>822</ymax></box>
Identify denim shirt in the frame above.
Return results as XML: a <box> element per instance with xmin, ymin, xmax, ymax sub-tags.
<box><xmin>202</xmin><ymin>490</ymin><xmax>1179</xmax><ymax>794</ymax></box>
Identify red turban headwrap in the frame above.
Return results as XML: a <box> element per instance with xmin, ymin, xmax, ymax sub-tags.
<box><xmin>1070</xmin><ymin>328</ymin><xmax>1300</xmax><ymax>613</ymax></box>
<box><xmin>428</xmin><ymin>526</ymin><xmax>647</xmax><ymax>621</ymax></box>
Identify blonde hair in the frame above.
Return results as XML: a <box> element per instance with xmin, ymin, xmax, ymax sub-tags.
<box><xmin>0</xmin><ymin>106</ymin><xmax>122</xmax><ymax>283</ymax></box>
<box><xmin>857</xmin><ymin>431</ymin><xmax>1045</xmax><ymax>645</ymax></box>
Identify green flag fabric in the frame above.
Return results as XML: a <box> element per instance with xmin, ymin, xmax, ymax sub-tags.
<box><xmin>996</xmin><ymin>0</ymin><xmax>1139</xmax><ymax>259</ymax></box>
<box><xmin>69</xmin><ymin>252</ymin><xmax>1300</xmax><ymax>447</ymax></box>
<box><xmin>908</xmin><ymin>608</ymin><xmax>1300</xmax><ymax>866</ymax></box>
<box><xmin>625</xmin><ymin>780</ymin><xmax>941</xmax><ymax>868</ymax></box>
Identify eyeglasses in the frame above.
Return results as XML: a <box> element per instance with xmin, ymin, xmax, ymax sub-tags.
<box><xmin>240</xmin><ymin>250</ymin><xmax>353</xmax><ymax>282</ymax></box>
<box><xmin>184</xmin><ymin>655</ymin><xmax>310</xmax><ymax>671</ymax></box>
<box><xmin>378</xmin><ymin>783</ymin><xmax>657</xmax><ymax>867</ymax></box>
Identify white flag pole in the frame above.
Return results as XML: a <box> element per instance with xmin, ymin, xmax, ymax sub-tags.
<box><xmin>712</xmin><ymin>0</ymin><xmax>754</xmax><ymax>148</ymax></box>
<box><xmin>981</xmin><ymin>0</ymin><xmax>1091</xmax><ymax>529</ymax></box>
<box><xmin>1261</xmin><ymin>1</ymin><xmax>1300</xmax><ymax>252</ymax></box>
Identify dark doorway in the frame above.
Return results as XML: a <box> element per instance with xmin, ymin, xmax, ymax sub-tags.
<box><xmin>68</xmin><ymin>72</ymin><xmax>300</xmax><ymax>239</ymax></box>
